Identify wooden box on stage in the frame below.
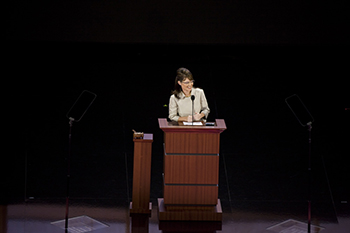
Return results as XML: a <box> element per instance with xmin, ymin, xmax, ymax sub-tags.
<box><xmin>158</xmin><ymin>118</ymin><xmax>226</xmax><ymax>221</ymax></box>
<box><xmin>130</xmin><ymin>133</ymin><xmax>153</xmax><ymax>215</ymax></box>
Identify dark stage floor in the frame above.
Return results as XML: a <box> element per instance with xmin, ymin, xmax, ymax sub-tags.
<box><xmin>4</xmin><ymin>43</ymin><xmax>349</xmax><ymax>232</ymax></box>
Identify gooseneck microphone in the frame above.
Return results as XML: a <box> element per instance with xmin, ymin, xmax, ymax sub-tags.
<box><xmin>191</xmin><ymin>95</ymin><xmax>195</xmax><ymax>125</ymax></box>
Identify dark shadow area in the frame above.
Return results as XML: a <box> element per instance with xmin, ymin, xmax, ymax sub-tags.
<box><xmin>4</xmin><ymin>41</ymin><xmax>349</xmax><ymax>232</ymax></box>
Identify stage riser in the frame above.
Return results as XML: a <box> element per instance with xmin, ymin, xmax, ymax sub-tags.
<box><xmin>163</xmin><ymin>185</ymin><xmax>218</xmax><ymax>205</ymax></box>
<box><xmin>158</xmin><ymin>198</ymin><xmax>222</xmax><ymax>221</ymax></box>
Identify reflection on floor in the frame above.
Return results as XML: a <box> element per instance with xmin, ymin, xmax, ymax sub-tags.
<box><xmin>3</xmin><ymin>199</ymin><xmax>350</xmax><ymax>232</ymax></box>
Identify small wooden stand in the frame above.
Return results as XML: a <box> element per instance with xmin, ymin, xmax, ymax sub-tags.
<box><xmin>130</xmin><ymin>133</ymin><xmax>153</xmax><ymax>216</ymax></box>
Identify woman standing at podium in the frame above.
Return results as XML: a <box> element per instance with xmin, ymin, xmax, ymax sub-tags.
<box><xmin>168</xmin><ymin>67</ymin><xmax>210</xmax><ymax>122</ymax></box>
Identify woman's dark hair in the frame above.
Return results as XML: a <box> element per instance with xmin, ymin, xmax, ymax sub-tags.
<box><xmin>172</xmin><ymin>67</ymin><xmax>194</xmax><ymax>99</ymax></box>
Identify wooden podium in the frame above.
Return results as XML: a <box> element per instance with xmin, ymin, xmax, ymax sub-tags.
<box><xmin>158</xmin><ymin>118</ymin><xmax>226</xmax><ymax>221</ymax></box>
<box><xmin>130</xmin><ymin>133</ymin><xmax>153</xmax><ymax>215</ymax></box>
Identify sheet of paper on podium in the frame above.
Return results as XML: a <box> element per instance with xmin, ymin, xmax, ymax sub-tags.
<box><xmin>183</xmin><ymin>122</ymin><xmax>202</xmax><ymax>126</ymax></box>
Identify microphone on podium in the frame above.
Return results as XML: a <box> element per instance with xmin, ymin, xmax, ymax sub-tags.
<box><xmin>191</xmin><ymin>95</ymin><xmax>195</xmax><ymax>125</ymax></box>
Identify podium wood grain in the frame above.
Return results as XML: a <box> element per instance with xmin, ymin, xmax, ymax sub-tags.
<box><xmin>158</xmin><ymin>118</ymin><xmax>226</xmax><ymax>221</ymax></box>
<box><xmin>130</xmin><ymin>134</ymin><xmax>153</xmax><ymax>215</ymax></box>
<box><xmin>164</xmin><ymin>155</ymin><xmax>219</xmax><ymax>184</ymax></box>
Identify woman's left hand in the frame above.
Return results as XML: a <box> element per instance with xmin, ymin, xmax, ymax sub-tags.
<box><xmin>193</xmin><ymin>113</ymin><xmax>204</xmax><ymax>121</ymax></box>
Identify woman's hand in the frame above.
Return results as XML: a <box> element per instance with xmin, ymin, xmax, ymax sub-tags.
<box><xmin>187</xmin><ymin>115</ymin><xmax>193</xmax><ymax>122</ymax></box>
<box><xmin>178</xmin><ymin>113</ymin><xmax>204</xmax><ymax>122</ymax></box>
<box><xmin>178</xmin><ymin>115</ymin><xmax>193</xmax><ymax>122</ymax></box>
<box><xmin>187</xmin><ymin>113</ymin><xmax>202</xmax><ymax>122</ymax></box>
<box><xmin>193</xmin><ymin>113</ymin><xmax>204</xmax><ymax>121</ymax></box>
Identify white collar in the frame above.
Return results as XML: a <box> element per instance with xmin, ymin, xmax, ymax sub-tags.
<box><xmin>179</xmin><ymin>88</ymin><xmax>196</xmax><ymax>99</ymax></box>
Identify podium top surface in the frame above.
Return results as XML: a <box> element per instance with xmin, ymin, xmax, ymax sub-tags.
<box><xmin>158</xmin><ymin>118</ymin><xmax>226</xmax><ymax>133</ymax></box>
<box><xmin>133</xmin><ymin>133</ymin><xmax>153</xmax><ymax>142</ymax></box>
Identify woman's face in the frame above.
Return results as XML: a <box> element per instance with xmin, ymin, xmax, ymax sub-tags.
<box><xmin>178</xmin><ymin>78</ymin><xmax>194</xmax><ymax>94</ymax></box>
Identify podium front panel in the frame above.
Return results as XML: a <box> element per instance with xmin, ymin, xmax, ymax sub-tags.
<box><xmin>164</xmin><ymin>154</ymin><xmax>219</xmax><ymax>184</ymax></box>
<box><xmin>164</xmin><ymin>133</ymin><xmax>220</xmax><ymax>154</ymax></box>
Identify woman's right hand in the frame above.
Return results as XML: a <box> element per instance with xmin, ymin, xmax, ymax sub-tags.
<box><xmin>186</xmin><ymin>115</ymin><xmax>193</xmax><ymax>122</ymax></box>
<box><xmin>178</xmin><ymin>115</ymin><xmax>193</xmax><ymax>122</ymax></box>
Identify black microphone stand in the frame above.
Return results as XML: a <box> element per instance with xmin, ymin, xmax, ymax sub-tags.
<box><xmin>191</xmin><ymin>95</ymin><xmax>195</xmax><ymax>126</ymax></box>
<box><xmin>65</xmin><ymin>117</ymin><xmax>74</xmax><ymax>230</ymax></box>
<box><xmin>307</xmin><ymin>122</ymin><xmax>312</xmax><ymax>233</ymax></box>
<box><xmin>285</xmin><ymin>94</ymin><xmax>314</xmax><ymax>233</ymax></box>
<box><xmin>63</xmin><ymin>90</ymin><xmax>96</xmax><ymax>231</ymax></box>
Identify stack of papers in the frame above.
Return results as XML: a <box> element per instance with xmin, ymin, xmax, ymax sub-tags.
<box><xmin>183</xmin><ymin>122</ymin><xmax>203</xmax><ymax>126</ymax></box>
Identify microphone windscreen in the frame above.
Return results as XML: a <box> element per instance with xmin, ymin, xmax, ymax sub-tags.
<box><xmin>191</xmin><ymin>95</ymin><xmax>195</xmax><ymax>101</ymax></box>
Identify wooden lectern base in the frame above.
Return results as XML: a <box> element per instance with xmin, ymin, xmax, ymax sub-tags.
<box><xmin>157</xmin><ymin>198</ymin><xmax>222</xmax><ymax>221</ymax></box>
<box><xmin>130</xmin><ymin>202</ymin><xmax>152</xmax><ymax>216</ymax></box>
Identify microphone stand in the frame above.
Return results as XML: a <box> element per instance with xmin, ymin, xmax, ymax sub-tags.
<box><xmin>285</xmin><ymin>94</ymin><xmax>314</xmax><ymax>233</ymax></box>
<box><xmin>65</xmin><ymin>117</ymin><xmax>74</xmax><ymax>230</ymax></box>
<box><xmin>191</xmin><ymin>95</ymin><xmax>195</xmax><ymax>126</ymax></box>
<box><xmin>307</xmin><ymin>122</ymin><xmax>312</xmax><ymax>233</ymax></box>
<box><xmin>62</xmin><ymin>90</ymin><xmax>96</xmax><ymax>232</ymax></box>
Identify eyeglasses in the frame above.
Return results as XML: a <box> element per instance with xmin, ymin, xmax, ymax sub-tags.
<box><xmin>182</xmin><ymin>80</ymin><xmax>195</xmax><ymax>85</ymax></box>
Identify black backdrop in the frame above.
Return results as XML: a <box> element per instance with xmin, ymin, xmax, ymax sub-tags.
<box><xmin>5</xmin><ymin>0</ymin><xmax>347</xmax><ymax>44</ymax></box>
<box><xmin>4</xmin><ymin>0</ymin><xmax>348</xmax><ymax>204</ymax></box>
